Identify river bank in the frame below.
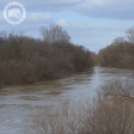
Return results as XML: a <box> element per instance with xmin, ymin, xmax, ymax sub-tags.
<box><xmin>0</xmin><ymin>67</ymin><xmax>134</xmax><ymax>134</ymax></box>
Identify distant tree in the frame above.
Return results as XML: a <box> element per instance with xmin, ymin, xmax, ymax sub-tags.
<box><xmin>40</xmin><ymin>24</ymin><xmax>71</xmax><ymax>44</ymax></box>
<box><xmin>112</xmin><ymin>37</ymin><xmax>125</xmax><ymax>44</ymax></box>
<box><xmin>126</xmin><ymin>27</ymin><xmax>134</xmax><ymax>43</ymax></box>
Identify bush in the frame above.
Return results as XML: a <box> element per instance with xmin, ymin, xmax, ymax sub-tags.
<box><xmin>0</xmin><ymin>60</ymin><xmax>36</xmax><ymax>85</ymax></box>
<box><xmin>28</xmin><ymin>80</ymin><xmax>134</xmax><ymax>134</ymax></box>
<box><xmin>98</xmin><ymin>27</ymin><xmax>134</xmax><ymax>69</ymax></box>
<box><xmin>0</xmin><ymin>30</ymin><xmax>93</xmax><ymax>86</ymax></box>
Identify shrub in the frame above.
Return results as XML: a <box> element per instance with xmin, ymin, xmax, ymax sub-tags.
<box><xmin>0</xmin><ymin>30</ymin><xmax>93</xmax><ymax>86</ymax></box>
<box><xmin>28</xmin><ymin>80</ymin><xmax>134</xmax><ymax>134</ymax></box>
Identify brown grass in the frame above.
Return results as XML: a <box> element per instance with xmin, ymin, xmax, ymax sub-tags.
<box><xmin>28</xmin><ymin>80</ymin><xmax>134</xmax><ymax>134</ymax></box>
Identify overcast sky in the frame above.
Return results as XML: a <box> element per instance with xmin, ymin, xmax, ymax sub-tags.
<box><xmin>0</xmin><ymin>0</ymin><xmax>134</xmax><ymax>52</ymax></box>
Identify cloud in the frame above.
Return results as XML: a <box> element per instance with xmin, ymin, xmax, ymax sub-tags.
<box><xmin>73</xmin><ymin>0</ymin><xmax>134</xmax><ymax>19</ymax></box>
<box><xmin>26</xmin><ymin>13</ymin><xmax>52</xmax><ymax>23</ymax></box>
<box><xmin>0</xmin><ymin>0</ymin><xmax>134</xmax><ymax>19</ymax></box>
<box><xmin>56</xmin><ymin>20</ymin><xmax>70</xmax><ymax>27</ymax></box>
<box><xmin>0</xmin><ymin>12</ymin><xmax>4</xmax><ymax>22</ymax></box>
<box><xmin>0</xmin><ymin>0</ymin><xmax>84</xmax><ymax>11</ymax></box>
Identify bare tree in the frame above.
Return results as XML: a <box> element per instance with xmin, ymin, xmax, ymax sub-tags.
<box><xmin>126</xmin><ymin>27</ymin><xmax>134</xmax><ymax>43</ymax></box>
<box><xmin>112</xmin><ymin>36</ymin><xmax>125</xmax><ymax>44</ymax></box>
<box><xmin>40</xmin><ymin>24</ymin><xmax>71</xmax><ymax>44</ymax></box>
<box><xmin>28</xmin><ymin>80</ymin><xmax>134</xmax><ymax>134</ymax></box>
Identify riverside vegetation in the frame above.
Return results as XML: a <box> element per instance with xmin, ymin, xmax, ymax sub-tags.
<box><xmin>97</xmin><ymin>27</ymin><xmax>134</xmax><ymax>68</ymax></box>
<box><xmin>0</xmin><ymin>24</ymin><xmax>93</xmax><ymax>86</ymax></box>
<box><xmin>29</xmin><ymin>80</ymin><xmax>134</xmax><ymax>134</ymax></box>
<box><xmin>27</xmin><ymin>27</ymin><xmax>134</xmax><ymax>134</ymax></box>
<box><xmin>1</xmin><ymin>26</ymin><xmax>134</xmax><ymax>86</ymax></box>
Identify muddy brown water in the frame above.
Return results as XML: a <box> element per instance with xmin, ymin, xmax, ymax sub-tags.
<box><xmin>0</xmin><ymin>67</ymin><xmax>133</xmax><ymax>134</ymax></box>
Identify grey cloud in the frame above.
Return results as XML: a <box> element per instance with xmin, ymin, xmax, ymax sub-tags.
<box><xmin>0</xmin><ymin>0</ymin><xmax>134</xmax><ymax>19</ymax></box>
<box><xmin>0</xmin><ymin>0</ymin><xmax>84</xmax><ymax>11</ymax></box>
<box><xmin>73</xmin><ymin>0</ymin><xmax>134</xmax><ymax>19</ymax></box>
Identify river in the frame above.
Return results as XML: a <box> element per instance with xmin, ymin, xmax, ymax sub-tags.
<box><xmin>0</xmin><ymin>67</ymin><xmax>133</xmax><ymax>134</ymax></box>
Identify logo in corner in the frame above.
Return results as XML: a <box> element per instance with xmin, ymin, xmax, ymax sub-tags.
<box><xmin>3</xmin><ymin>1</ymin><xmax>26</xmax><ymax>25</ymax></box>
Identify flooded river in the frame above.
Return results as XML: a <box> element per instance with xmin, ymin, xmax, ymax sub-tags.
<box><xmin>0</xmin><ymin>67</ymin><xmax>133</xmax><ymax>134</ymax></box>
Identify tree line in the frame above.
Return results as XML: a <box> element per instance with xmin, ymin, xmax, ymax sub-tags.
<box><xmin>0</xmin><ymin>24</ymin><xmax>94</xmax><ymax>86</ymax></box>
<box><xmin>97</xmin><ymin>27</ymin><xmax>134</xmax><ymax>68</ymax></box>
